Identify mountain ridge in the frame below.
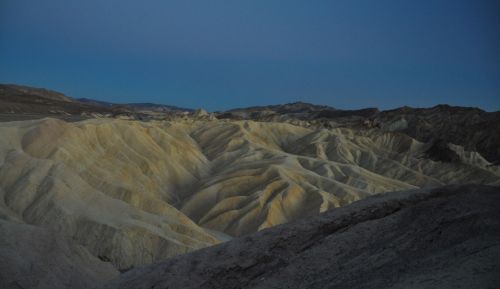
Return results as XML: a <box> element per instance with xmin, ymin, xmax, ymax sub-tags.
<box><xmin>2</xmin><ymin>83</ymin><xmax>500</xmax><ymax>163</ymax></box>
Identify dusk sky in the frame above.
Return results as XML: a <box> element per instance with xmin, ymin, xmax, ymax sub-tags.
<box><xmin>1</xmin><ymin>0</ymin><xmax>499</xmax><ymax>111</ymax></box>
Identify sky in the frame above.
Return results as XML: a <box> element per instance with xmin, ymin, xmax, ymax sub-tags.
<box><xmin>1</xmin><ymin>0</ymin><xmax>499</xmax><ymax>111</ymax></box>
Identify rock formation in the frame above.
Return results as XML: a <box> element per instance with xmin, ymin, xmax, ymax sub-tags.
<box><xmin>0</xmin><ymin>116</ymin><xmax>498</xmax><ymax>272</ymax></box>
<box><xmin>102</xmin><ymin>185</ymin><xmax>500</xmax><ymax>289</ymax></box>
<box><xmin>0</xmin><ymin>220</ymin><xmax>119</xmax><ymax>289</ymax></box>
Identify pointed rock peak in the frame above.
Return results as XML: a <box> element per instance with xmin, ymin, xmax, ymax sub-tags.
<box><xmin>194</xmin><ymin>108</ymin><xmax>209</xmax><ymax>117</ymax></box>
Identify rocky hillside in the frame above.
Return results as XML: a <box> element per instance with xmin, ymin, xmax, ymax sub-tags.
<box><xmin>0</xmin><ymin>220</ymin><xmax>119</xmax><ymax>289</ymax></box>
<box><xmin>0</xmin><ymin>84</ymin><xmax>191</xmax><ymax>120</ymax></box>
<box><xmin>374</xmin><ymin>105</ymin><xmax>500</xmax><ymax>164</ymax></box>
<box><xmin>219</xmin><ymin>102</ymin><xmax>500</xmax><ymax>164</ymax></box>
<box><xmin>0</xmin><ymin>84</ymin><xmax>109</xmax><ymax>116</ymax></box>
<box><xmin>77</xmin><ymin>98</ymin><xmax>193</xmax><ymax>113</ymax></box>
<box><xmin>102</xmin><ymin>184</ymin><xmax>500</xmax><ymax>289</ymax></box>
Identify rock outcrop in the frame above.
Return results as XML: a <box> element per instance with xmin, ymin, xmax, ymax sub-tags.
<box><xmin>0</xmin><ymin>219</ymin><xmax>119</xmax><ymax>289</ymax></box>
<box><xmin>103</xmin><ymin>185</ymin><xmax>500</xmax><ymax>289</ymax></box>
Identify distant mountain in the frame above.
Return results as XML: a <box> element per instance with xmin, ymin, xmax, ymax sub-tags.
<box><xmin>0</xmin><ymin>84</ymin><xmax>111</xmax><ymax>115</ymax></box>
<box><xmin>220</xmin><ymin>101</ymin><xmax>379</xmax><ymax>121</ymax></box>
<box><xmin>0</xmin><ymin>84</ymin><xmax>193</xmax><ymax>120</ymax></box>
<box><xmin>76</xmin><ymin>98</ymin><xmax>115</xmax><ymax>107</ymax></box>
<box><xmin>0</xmin><ymin>84</ymin><xmax>73</xmax><ymax>102</ymax></box>
<box><xmin>77</xmin><ymin>98</ymin><xmax>194</xmax><ymax>112</ymax></box>
<box><xmin>228</xmin><ymin>101</ymin><xmax>337</xmax><ymax>113</ymax></box>
<box><xmin>125</xmin><ymin>102</ymin><xmax>194</xmax><ymax>112</ymax></box>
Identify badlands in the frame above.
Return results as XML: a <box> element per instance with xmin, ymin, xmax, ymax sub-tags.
<box><xmin>0</xmin><ymin>84</ymin><xmax>499</xmax><ymax>288</ymax></box>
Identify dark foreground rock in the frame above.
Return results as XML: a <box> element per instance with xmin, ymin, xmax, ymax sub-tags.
<box><xmin>103</xmin><ymin>185</ymin><xmax>500</xmax><ymax>289</ymax></box>
<box><xmin>0</xmin><ymin>220</ymin><xmax>119</xmax><ymax>289</ymax></box>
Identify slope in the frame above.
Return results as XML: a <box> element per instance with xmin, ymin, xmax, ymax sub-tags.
<box><xmin>102</xmin><ymin>184</ymin><xmax>500</xmax><ymax>289</ymax></box>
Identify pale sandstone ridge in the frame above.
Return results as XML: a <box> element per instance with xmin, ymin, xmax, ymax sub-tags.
<box><xmin>0</xmin><ymin>117</ymin><xmax>499</xmax><ymax>273</ymax></box>
<box><xmin>102</xmin><ymin>185</ymin><xmax>500</xmax><ymax>289</ymax></box>
<box><xmin>0</xmin><ymin>119</ymin><xmax>221</xmax><ymax>271</ymax></box>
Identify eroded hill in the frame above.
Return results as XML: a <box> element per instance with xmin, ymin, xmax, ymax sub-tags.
<box><xmin>0</xmin><ymin>117</ymin><xmax>499</xmax><ymax>275</ymax></box>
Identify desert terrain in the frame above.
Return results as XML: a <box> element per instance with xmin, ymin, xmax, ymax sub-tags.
<box><xmin>0</xmin><ymin>84</ymin><xmax>499</xmax><ymax>288</ymax></box>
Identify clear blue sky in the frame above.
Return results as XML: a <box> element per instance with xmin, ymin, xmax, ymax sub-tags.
<box><xmin>1</xmin><ymin>0</ymin><xmax>499</xmax><ymax>111</ymax></box>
